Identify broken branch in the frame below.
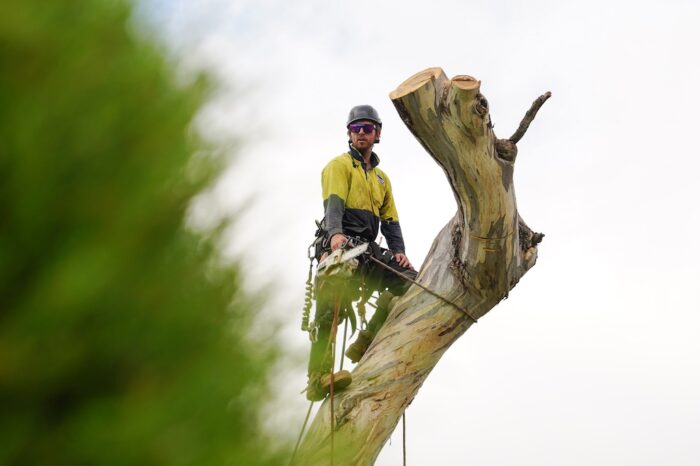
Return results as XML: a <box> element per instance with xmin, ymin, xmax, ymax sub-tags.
<box><xmin>509</xmin><ymin>91</ymin><xmax>552</xmax><ymax>143</ymax></box>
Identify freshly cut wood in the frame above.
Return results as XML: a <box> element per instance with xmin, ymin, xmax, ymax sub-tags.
<box><xmin>293</xmin><ymin>67</ymin><xmax>548</xmax><ymax>466</ymax></box>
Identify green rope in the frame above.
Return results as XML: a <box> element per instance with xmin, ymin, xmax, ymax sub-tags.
<box><xmin>403</xmin><ymin>412</ymin><xmax>407</xmax><ymax>466</ymax></box>
<box><xmin>289</xmin><ymin>400</ymin><xmax>314</xmax><ymax>466</ymax></box>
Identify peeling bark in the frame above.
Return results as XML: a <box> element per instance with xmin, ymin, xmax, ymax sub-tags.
<box><xmin>293</xmin><ymin>67</ymin><xmax>548</xmax><ymax>466</ymax></box>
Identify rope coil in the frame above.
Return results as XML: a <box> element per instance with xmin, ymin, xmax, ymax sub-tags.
<box><xmin>301</xmin><ymin>243</ymin><xmax>316</xmax><ymax>332</ymax></box>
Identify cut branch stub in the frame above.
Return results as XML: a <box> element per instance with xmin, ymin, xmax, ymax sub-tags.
<box><xmin>390</xmin><ymin>67</ymin><xmax>516</xmax><ymax>241</ymax></box>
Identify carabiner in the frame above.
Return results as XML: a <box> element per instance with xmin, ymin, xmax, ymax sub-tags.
<box><xmin>308</xmin><ymin>321</ymin><xmax>319</xmax><ymax>343</ymax></box>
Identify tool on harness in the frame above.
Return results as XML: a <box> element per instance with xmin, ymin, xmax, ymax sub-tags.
<box><xmin>301</xmin><ymin>220</ymin><xmax>331</xmax><ymax>341</ymax></box>
<box><xmin>301</xmin><ymin>243</ymin><xmax>315</xmax><ymax>333</ymax></box>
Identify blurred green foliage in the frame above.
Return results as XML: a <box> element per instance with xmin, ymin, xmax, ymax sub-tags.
<box><xmin>0</xmin><ymin>1</ymin><xmax>283</xmax><ymax>465</ymax></box>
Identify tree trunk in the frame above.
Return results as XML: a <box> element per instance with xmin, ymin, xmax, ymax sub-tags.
<box><xmin>293</xmin><ymin>67</ymin><xmax>548</xmax><ymax>466</ymax></box>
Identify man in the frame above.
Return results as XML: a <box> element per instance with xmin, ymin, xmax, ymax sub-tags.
<box><xmin>306</xmin><ymin>104</ymin><xmax>417</xmax><ymax>401</ymax></box>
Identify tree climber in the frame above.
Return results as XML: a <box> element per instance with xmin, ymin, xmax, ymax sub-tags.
<box><xmin>305</xmin><ymin>105</ymin><xmax>418</xmax><ymax>401</ymax></box>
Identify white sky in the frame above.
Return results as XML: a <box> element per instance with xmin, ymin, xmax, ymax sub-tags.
<box><xmin>143</xmin><ymin>1</ymin><xmax>700</xmax><ymax>464</ymax></box>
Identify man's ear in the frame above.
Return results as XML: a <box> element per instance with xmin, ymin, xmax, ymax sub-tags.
<box><xmin>375</xmin><ymin>127</ymin><xmax>381</xmax><ymax>144</ymax></box>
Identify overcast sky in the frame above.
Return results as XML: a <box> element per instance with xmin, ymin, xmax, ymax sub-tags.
<box><xmin>144</xmin><ymin>1</ymin><xmax>700</xmax><ymax>464</ymax></box>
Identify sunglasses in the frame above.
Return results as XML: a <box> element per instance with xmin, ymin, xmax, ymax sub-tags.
<box><xmin>348</xmin><ymin>123</ymin><xmax>376</xmax><ymax>134</ymax></box>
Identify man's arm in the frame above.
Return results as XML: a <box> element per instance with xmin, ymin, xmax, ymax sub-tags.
<box><xmin>378</xmin><ymin>174</ymin><xmax>412</xmax><ymax>268</ymax></box>
<box><xmin>322</xmin><ymin>158</ymin><xmax>350</xmax><ymax>251</ymax></box>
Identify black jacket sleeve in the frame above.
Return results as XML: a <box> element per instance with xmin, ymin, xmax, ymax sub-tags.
<box><xmin>323</xmin><ymin>194</ymin><xmax>345</xmax><ymax>239</ymax></box>
<box><xmin>381</xmin><ymin>220</ymin><xmax>405</xmax><ymax>254</ymax></box>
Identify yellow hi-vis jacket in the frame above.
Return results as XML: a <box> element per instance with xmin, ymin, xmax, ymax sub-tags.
<box><xmin>322</xmin><ymin>145</ymin><xmax>406</xmax><ymax>253</ymax></box>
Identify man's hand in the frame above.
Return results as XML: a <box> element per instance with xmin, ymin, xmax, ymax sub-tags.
<box><xmin>330</xmin><ymin>233</ymin><xmax>348</xmax><ymax>251</ymax></box>
<box><xmin>394</xmin><ymin>253</ymin><xmax>412</xmax><ymax>269</ymax></box>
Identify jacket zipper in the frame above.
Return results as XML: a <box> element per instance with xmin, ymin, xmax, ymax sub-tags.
<box><xmin>361</xmin><ymin>162</ymin><xmax>378</xmax><ymax>216</ymax></box>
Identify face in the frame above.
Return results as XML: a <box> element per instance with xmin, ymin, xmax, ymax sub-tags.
<box><xmin>348</xmin><ymin>120</ymin><xmax>380</xmax><ymax>150</ymax></box>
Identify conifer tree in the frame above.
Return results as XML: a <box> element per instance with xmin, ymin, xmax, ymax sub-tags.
<box><xmin>0</xmin><ymin>1</ymin><xmax>282</xmax><ymax>465</ymax></box>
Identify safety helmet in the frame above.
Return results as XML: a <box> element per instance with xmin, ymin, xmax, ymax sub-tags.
<box><xmin>346</xmin><ymin>105</ymin><xmax>382</xmax><ymax>127</ymax></box>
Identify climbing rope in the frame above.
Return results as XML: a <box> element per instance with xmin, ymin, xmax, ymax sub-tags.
<box><xmin>329</xmin><ymin>296</ymin><xmax>342</xmax><ymax>466</ymax></box>
<box><xmin>356</xmin><ymin>274</ymin><xmax>369</xmax><ymax>331</ymax></box>
<box><xmin>403</xmin><ymin>413</ymin><xmax>407</xmax><ymax>466</ymax></box>
<box><xmin>366</xmin><ymin>255</ymin><xmax>478</xmax><ymax>323</ymax></box>
<box><xmin>289</xmin><ymin>400</ymin><xmax>314</xmax><ymax>466</ymax></box>
<box><xmin>339</xmin><ymin>318</ymin><xmax>348</xmax><ymax>371</ymax></box>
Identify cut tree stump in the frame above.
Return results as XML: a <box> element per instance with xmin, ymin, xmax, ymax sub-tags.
<box><xmin>293</xmin><ymin>67</ymin><xmax>549</xmax><ymax>466</ymax></box>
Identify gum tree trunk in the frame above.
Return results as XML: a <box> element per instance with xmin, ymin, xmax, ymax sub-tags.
<box><xmin>293</xmin><ymin>67</ymin><xmax>548</xmax><ymax>466</ymax></box>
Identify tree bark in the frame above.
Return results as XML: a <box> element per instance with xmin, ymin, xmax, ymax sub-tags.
<box><xmin>293</xmin><ymin>67</ymin><xmax>547</xmax><ymax>466</ymax></box>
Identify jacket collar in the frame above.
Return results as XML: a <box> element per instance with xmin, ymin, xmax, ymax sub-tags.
<box><xmin>349</xmin><ymin>143</ymin><xmax>380</xmax><ymax>169</ymax></box>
